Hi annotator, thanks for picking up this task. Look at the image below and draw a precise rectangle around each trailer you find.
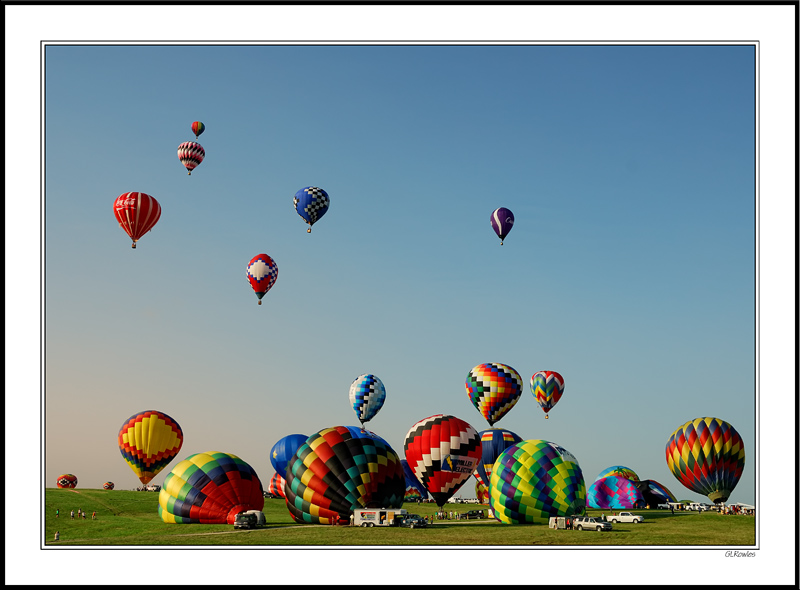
[353,508,407,527]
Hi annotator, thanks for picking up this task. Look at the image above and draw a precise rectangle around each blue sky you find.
[43,42,757,505]
[6,4,796,587]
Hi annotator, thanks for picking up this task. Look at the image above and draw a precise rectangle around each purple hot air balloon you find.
[490,207,515,245]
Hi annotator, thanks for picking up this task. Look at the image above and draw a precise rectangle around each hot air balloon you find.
[349,374,386,426]
[158,452,264,524]
[268,472,286,498]
[401,459,428,502]
[595,465,639,483]
[269,433,307,478]
[284,426,405,525]
[489,440,585,524]
[118,410,183,485]
[587,476,646,509]
[103,482,115,490]
[113,192,161,249]
[530,371,565,419]
[475,478,489,504]
[490,207,515,245]
[465,363,524,427]
[635,479,677,508]
[666,417,745,504]
[293,186,329,233]
[475,428,523,490]
[177,141,205,175]
[56,474,77,489]
[191,121,205,139]
[246,253,279,305]
[403,414,482,507]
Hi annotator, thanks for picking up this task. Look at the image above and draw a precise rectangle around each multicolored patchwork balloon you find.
[269,433,307,478]
[595,465,640,483]
[158,452,264,524]
[489,440,586,524]
[635,479,677,507]
[476,428,523,489]
[404,414,482,507]
[490,207,515,245]
[284,426,405,525]
[475,478,489,504]
[587,475,646,509]
[401,459,428,502]
[349,374,386,425]
[666,417,745,504]
[113,192,161,249]
[56,474,77,489]
[118,410,183,485]
[466,363,524,427]
[268,472,286,498]
[246,253,278,305]
[293,186,330,233]
[177,141,205,175]
[191,121,205,139]
[530,371,565,419]
[103,482,115,490]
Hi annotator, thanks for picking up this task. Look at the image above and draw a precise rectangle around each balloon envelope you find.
[177,141,205,174]
[113,192,161,248]
[475,478,489,504]
[56,474,77,489]
[636,479,677,507]
[191,121,205,138]
[269,433,307,478]
[465,363,524,426]
[587,476,646,509]
[247,253,279,304]
[404,414,482,507]
[268,472,286,498]
[595,465,640,483]
[476,428,523,489]
[284,426,405,524]
[401,459,428,501]
[666,417,745,503]
[490,207,515,244]
[118,410,184,485]
[530,371,565,418]
[158,452,264,524]
[293,186,330,231]
[489,440,586,524]
[349,374,386,424]
[103,482,115,490]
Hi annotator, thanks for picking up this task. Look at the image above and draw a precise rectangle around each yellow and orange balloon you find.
[118,410,184,485]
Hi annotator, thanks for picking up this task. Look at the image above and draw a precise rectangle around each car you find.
[462,510,484,520]
[233,512,257,529]
[573,516,612,531]
[399,514,428,529]
[609,512,644,524]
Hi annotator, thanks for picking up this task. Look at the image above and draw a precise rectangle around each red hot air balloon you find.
[246,254,279,305]
[403,414,482,507]
[113,192,161,249]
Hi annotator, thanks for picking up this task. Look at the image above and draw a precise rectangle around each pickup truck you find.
[573,516,612,531]
[608,512,643,524]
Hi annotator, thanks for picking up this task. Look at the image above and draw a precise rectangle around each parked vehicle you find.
[573,516,612,531]
[609,512,643,524]
[686,502,711,512]
[353,508,407,527]
[234,510,266,529]
[399,514,428,528]
[462,510,484,520]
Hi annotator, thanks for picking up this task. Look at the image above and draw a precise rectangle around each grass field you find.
[43,488,756,547]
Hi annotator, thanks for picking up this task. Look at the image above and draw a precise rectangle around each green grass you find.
[44,488,755,547]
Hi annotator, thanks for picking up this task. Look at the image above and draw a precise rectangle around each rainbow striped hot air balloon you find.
[191,121,205,139]
[530,371,565,419]
[666,417,745,504]
[465,363,524,427]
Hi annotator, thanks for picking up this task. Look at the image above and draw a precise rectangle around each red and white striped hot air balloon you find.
[113,192,162,249]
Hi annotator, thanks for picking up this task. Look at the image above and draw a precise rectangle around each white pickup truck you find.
[608,511,644,524]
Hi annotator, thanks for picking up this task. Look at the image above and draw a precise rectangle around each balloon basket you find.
[307,228,311,233]
[131,243,137,249]
[545,415,549,419]
[188,171,191,175]
[258,300,262,305]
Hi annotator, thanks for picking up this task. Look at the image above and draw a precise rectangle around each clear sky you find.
[44,42,758,503]
[6,4,797,587]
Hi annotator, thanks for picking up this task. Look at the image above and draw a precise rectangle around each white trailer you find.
[353,508,407,527]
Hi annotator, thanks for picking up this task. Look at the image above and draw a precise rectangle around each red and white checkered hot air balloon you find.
[247,254,278,305]
[113,192,161,249]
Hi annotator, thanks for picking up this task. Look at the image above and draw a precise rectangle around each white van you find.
[686,502,710,512]
[353,508,407,527]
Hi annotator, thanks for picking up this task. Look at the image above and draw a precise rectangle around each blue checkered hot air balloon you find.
[293,186,330,233]
[349,374,386,425]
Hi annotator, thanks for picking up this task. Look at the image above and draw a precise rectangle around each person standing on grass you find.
[92,511,96,520]
[56,509,59,518]
[54,531,60,542]
[70,510,74,520]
